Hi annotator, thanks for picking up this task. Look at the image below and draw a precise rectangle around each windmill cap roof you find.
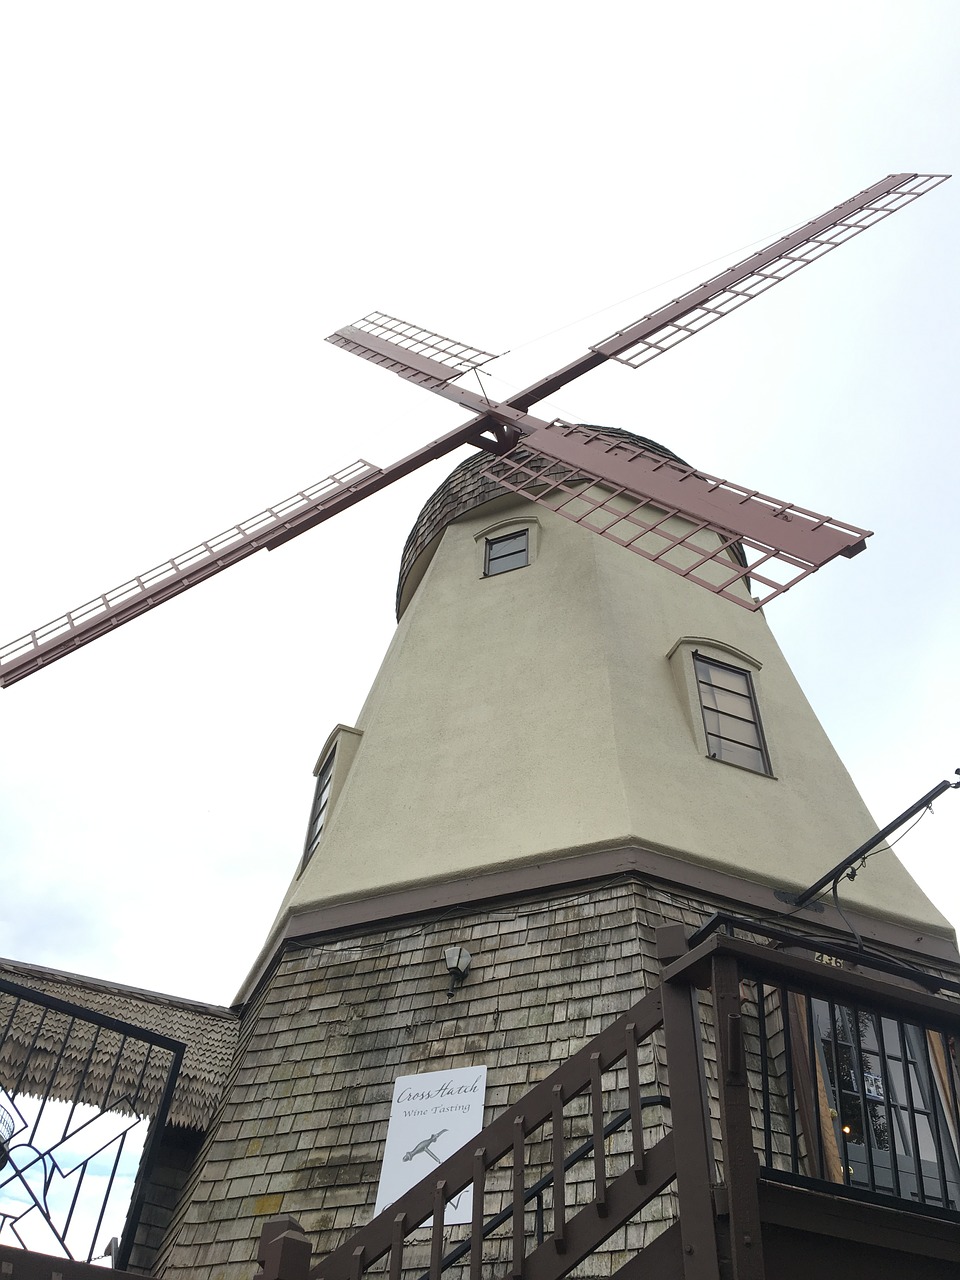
[396,427,688,619]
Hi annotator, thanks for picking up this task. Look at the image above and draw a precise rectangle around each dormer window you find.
[484,529,529,576]
[296,725,363,876]
[302,748,336,867]
[694,653,771,775]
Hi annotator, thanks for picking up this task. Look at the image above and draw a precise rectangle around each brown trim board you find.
[237,844,960,1006]
[757,1179,960,1261]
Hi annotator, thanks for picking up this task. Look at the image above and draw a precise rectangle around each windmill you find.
[1,174,959,1280]
[0,172,948,690]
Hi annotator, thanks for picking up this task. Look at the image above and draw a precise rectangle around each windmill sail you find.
[327,313,499,391]
[2,174,947,686]
[477,423,871,610]
[589,173,949,369]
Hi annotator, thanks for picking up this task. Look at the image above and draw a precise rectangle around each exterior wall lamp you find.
[443,946,472,998]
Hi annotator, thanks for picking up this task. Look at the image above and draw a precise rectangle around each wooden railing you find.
[317,980,682,1280]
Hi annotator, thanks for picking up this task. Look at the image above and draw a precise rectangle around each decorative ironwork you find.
[0,1105,13,1170]
[0,977,183,1265]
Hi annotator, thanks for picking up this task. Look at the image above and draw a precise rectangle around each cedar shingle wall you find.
[152,880,713,1280]
[127,1127,205,1272]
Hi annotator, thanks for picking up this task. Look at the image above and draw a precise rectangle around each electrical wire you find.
[808,803,936,916]
[500,219,808,358]
[768,802,953,985]
[783,804,934,918]
[831,875,864,955]
[821,805,936,966]
[449,216,813,435]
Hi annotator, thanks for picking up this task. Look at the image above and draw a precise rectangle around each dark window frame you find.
[301,747,337,870]
[693,651,771,776]
[775,987,960,1209]
[484,529,529,577]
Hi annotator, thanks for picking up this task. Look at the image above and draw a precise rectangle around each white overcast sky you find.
[1,3,958,1006]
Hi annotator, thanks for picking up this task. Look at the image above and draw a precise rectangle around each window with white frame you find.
[693,653,771,775]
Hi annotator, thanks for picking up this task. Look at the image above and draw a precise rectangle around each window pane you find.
[698,682,753,718]
[489,532,527,557]
[488,550,528,575]
[486,530,529,576]
[304,749,336,859]
[694,658,751,696]
[860,1014,881,1053]
[695,654,769,775]
[915,1113,938,1163]
[707,734,766,772]
[703,707,762,749]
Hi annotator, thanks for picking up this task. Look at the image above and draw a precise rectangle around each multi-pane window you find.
[302,748,336,866]
[484,529,529,576]
[810,998,960,1207]
[754,975,960,1209]
[693,653,771,775]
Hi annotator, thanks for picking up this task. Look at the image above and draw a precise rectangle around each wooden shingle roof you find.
[395,427,687,619]
[0,957,238,1129]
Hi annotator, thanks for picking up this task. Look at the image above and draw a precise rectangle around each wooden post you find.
[257,1216,312,1280]
[712,953,766,1280]
[657,927,721,1280]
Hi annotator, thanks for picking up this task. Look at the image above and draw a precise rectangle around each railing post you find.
[257,1216,312,1280]
[657,926,721,1280]
[512,1115,525,1279]
[712,953,766,1280]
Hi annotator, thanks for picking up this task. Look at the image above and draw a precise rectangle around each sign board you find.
[373,1065,487,1225]
[863,1071,885,1103]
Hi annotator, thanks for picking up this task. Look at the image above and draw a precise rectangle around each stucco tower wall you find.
[260,490,947,957]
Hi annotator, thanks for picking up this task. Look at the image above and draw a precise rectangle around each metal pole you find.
[794,771,960,908]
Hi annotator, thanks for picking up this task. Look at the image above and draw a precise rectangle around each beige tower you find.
[118,432,957,1279]
[243,430,949,993]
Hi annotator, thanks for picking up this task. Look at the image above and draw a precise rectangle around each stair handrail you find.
[412,1094,672,1280]
[312,986,667,1280]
